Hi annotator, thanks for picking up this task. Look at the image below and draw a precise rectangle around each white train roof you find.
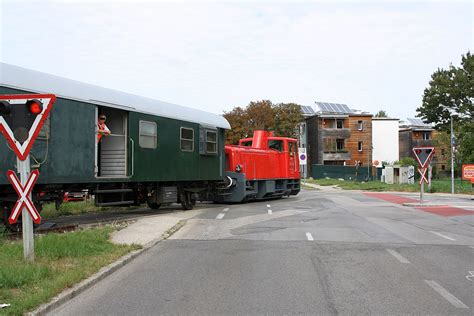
[0,63,230,129]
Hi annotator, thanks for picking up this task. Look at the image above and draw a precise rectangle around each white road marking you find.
[222,208,230,212]
[268,209,273,214]
[469,246,474,249]
[466,271,474,281]
[306,232,314,241]
[429,231,456,241]
[267,204,271,208]
[424,280,469,309]
[216,213,225,220]
[386,249,410,264]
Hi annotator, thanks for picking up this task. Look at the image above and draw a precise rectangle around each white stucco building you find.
[372,118,399,166]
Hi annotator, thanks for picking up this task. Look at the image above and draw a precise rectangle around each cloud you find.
[1,1,472,119]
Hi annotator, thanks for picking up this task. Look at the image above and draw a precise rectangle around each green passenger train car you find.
[0,63,230,225]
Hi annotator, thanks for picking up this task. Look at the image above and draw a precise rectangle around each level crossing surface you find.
[52,189,474,315]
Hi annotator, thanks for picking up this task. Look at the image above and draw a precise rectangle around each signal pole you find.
[18,156,35,262]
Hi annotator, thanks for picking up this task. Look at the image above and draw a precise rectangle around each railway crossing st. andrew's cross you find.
[412,146,435,204]
[0,94,56,261]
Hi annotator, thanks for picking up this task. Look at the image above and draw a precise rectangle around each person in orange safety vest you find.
[97,114,111,142]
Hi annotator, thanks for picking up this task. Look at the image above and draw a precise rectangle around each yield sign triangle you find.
[412,146,435,169]
[0,94,56,160]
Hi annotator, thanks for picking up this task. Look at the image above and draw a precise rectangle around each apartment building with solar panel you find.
[303,102,373,172]
[399,119,448,175]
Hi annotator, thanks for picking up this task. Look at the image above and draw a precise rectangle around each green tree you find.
[416,51,473,163]
[274,103,304,138]
[374,110,388,117]
[223,100,303,144]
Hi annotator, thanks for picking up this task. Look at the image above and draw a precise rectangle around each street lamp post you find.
[450,113,455,194]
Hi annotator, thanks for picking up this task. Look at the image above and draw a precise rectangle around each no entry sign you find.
[6,169,41,224]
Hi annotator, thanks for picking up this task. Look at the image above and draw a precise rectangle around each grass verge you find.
[41,200,143,220]
[306,178,472,194]
[0,226,140,315]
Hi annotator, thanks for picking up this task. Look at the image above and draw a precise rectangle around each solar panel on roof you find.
[407,118,430,126]
[315,102,353,114]
[300,105,316,115]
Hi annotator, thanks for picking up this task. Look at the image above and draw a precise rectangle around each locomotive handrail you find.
[129,138,134,178]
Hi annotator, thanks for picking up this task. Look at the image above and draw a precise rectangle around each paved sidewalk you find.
[111,209,202,245]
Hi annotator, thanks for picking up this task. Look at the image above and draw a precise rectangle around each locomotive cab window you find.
[269,140,283,152]
[139,121,157,149]
[180,127,194,152]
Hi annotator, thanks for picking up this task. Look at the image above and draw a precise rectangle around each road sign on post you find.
[412,147,435,169]
[412,147,435,204]
[0,94,56,160]
[0,94,56,262]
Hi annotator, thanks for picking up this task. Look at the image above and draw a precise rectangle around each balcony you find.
[413,139,434,147]
[321,128,351,138]
[323,151,351,161]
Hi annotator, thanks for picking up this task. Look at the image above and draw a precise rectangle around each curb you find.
[28,220,187,316]
[402,203,445,207]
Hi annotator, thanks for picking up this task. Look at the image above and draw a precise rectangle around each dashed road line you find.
[268,209,273,215]
[222,208,230,212]
[306,232,314,241]
[429,231,456,241]
[386,249,410,264]
[469,246,474,249]
[267,204,271,208]
[216,213,226,220]
[424,280,469,309]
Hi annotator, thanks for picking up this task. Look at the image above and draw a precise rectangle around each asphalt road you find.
[52,188,474,315]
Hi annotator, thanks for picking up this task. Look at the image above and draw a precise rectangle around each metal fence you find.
[310,165,381,181]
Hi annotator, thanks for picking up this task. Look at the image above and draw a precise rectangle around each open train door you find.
[95,106,129,178]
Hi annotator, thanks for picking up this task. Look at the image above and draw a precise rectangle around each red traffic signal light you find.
[26,99,43,115]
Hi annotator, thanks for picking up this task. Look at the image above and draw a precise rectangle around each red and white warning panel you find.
[0,94,56,160]
[412,147,435,169]
[418,168,429,185]
[6,169,41,224]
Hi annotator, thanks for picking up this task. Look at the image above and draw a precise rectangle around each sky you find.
[0,0,472,120]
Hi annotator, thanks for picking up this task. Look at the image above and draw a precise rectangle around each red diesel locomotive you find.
[216,130,301,202]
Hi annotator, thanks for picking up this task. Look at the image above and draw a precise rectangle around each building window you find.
[206,130,217,154]
[358,141,363,151]
[357,120,363,131]
[139,121,157,149]
[180,127,194,152]
[336,139,344,150]
[441,165,445,170]
[336,119,343,129]
[423,132,431,140]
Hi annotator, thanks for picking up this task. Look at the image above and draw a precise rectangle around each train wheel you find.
[181,192,194,210]
[147,202,161,210]
[2,202,21,232]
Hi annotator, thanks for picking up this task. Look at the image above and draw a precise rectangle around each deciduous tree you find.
[416,51,473,163]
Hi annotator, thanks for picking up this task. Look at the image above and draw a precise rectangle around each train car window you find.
[269,140,283,152]
[139,120,157,149]
[241,141,252,147]
[206,131,217,154]
[37,116,51,140]
[180,127,194,152]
